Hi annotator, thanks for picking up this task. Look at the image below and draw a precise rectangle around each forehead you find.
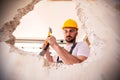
[63,27,77,30]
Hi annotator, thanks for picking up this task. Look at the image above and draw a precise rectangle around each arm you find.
[47,36,87,65]
[52,43,87,64]
[45,49,54,63]
[41,41,54,63]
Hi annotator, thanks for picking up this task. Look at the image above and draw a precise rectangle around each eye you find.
[63,29,77,33]
[70,29,76,33]
[69,30,73,32]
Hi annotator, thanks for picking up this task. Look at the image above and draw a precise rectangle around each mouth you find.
[66,36,72,39]
[66,36,72,38]
[66,36,72,41]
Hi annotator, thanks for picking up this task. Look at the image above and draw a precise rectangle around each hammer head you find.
[39,50,46,56]
[48,27,52,37]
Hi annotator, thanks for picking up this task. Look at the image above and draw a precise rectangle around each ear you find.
[76,31,78,36]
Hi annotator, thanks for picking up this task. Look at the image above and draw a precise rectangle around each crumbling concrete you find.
[0,0,120,80]
[0,0,40,45]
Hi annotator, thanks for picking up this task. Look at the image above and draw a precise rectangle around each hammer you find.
[39,27,52,56]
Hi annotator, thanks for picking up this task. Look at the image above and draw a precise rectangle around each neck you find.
[65,39,76,45]
[66,41,75,46]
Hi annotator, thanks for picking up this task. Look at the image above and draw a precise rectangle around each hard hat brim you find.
[62,26,78,30]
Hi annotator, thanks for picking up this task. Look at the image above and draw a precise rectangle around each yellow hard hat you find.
[62,19,78,30]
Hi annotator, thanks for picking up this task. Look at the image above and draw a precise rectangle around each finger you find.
[41,40,48,49]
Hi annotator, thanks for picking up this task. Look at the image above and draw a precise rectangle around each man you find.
[43,19,89,65]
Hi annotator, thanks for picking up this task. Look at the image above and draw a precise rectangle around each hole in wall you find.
[1,0,120,79]
[12,1,84,55]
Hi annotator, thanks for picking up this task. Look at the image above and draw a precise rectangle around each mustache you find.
[66,36,72,38]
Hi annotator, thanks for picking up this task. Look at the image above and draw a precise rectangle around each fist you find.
[47,36,57,47]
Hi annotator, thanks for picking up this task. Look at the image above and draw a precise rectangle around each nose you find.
[65,31,71,36]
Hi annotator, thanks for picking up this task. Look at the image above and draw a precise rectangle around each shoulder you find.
[76,41,89,47]
[75,41,90,57]
[75,41,90,51]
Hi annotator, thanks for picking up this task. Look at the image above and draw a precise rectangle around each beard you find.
[65,36,76,43]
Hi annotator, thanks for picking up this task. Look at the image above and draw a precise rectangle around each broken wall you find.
[0,0,120,80]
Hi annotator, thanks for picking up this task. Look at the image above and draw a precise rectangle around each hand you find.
[46,35,57,47]
[41,40,49,49]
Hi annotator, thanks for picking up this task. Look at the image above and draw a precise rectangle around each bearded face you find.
[65,35,76,43]
[63,28,78,43]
